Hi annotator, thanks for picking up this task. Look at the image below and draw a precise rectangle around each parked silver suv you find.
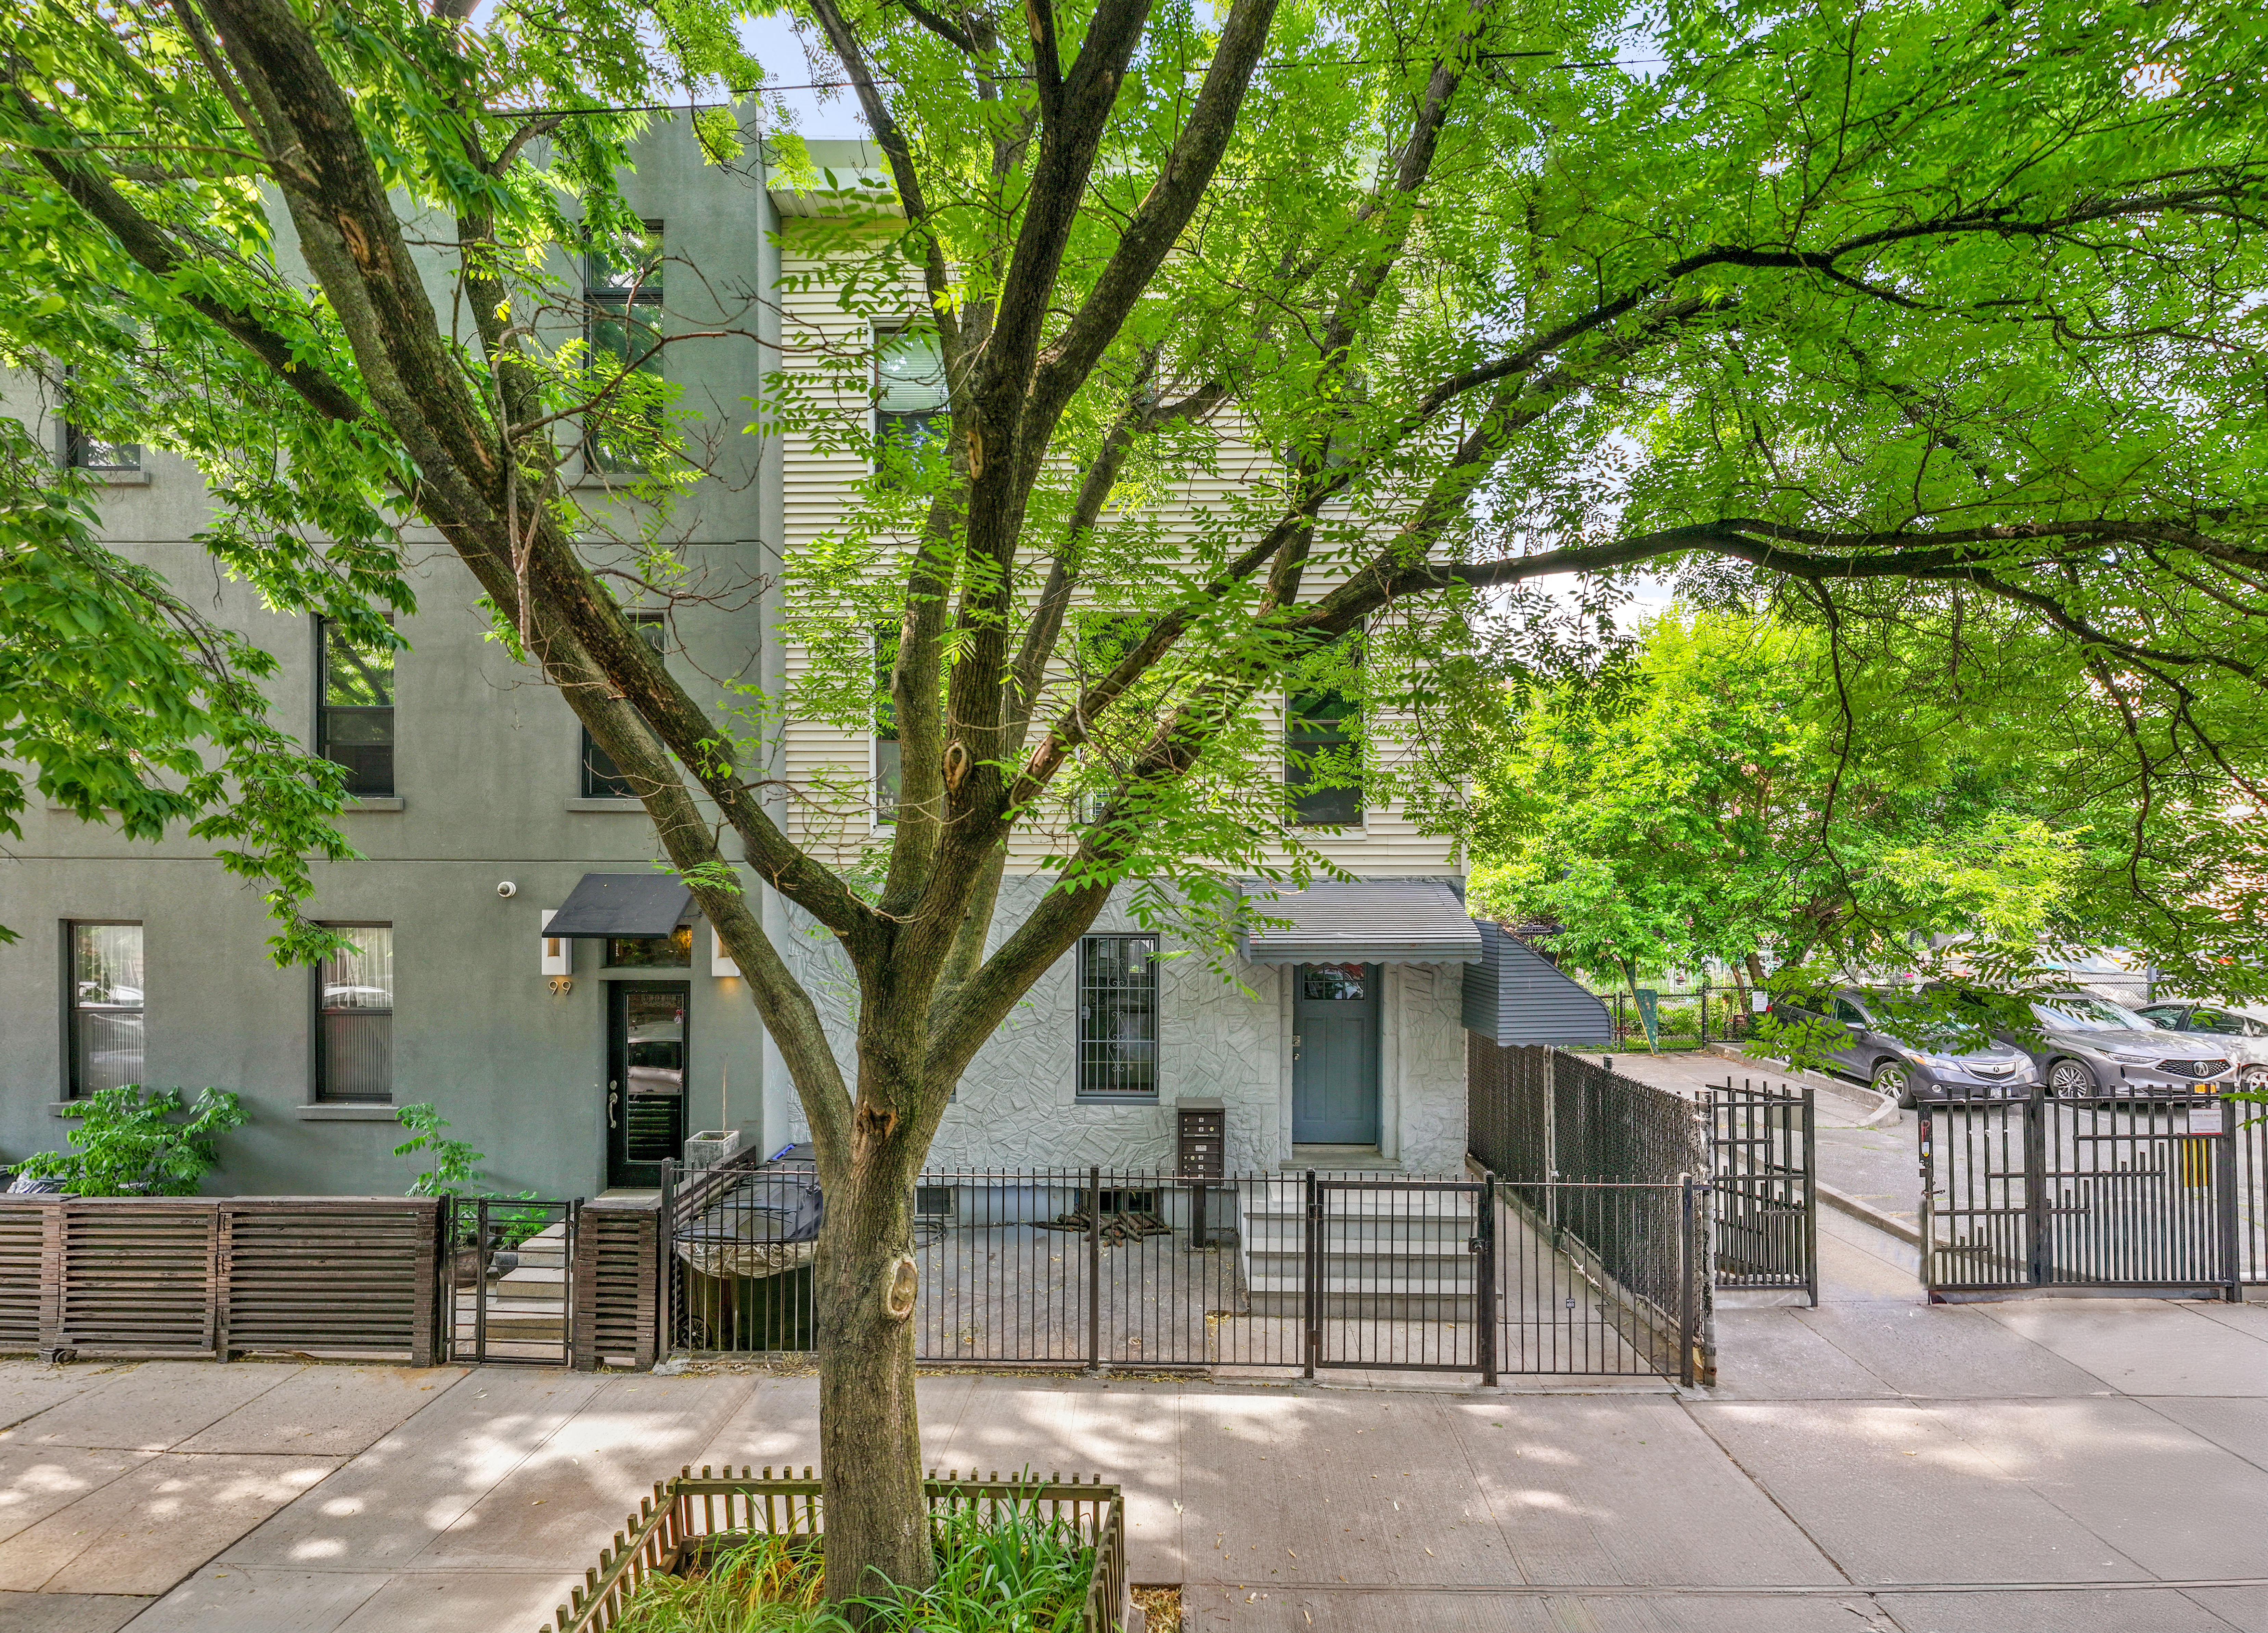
[2010,993,2234,1096]
[1771,988,2037,1107]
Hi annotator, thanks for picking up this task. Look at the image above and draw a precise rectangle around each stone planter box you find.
[543,1465,1129,1632]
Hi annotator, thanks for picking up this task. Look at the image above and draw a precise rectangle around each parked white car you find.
[2133,1001,2268,1094]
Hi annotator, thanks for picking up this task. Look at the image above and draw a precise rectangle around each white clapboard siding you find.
[773,230,1459,878]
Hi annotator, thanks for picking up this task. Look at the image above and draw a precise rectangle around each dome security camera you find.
[496,880,518,899]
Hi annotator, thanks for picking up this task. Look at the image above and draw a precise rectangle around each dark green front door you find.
[1293,963,1381,1145]
[608,981,688,1187]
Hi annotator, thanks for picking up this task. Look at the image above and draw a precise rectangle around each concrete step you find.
[514,1224,569,1269]
[1243,1291,1481,1320]
[494,1264,567,1301]
[1243,1253,1480,1294]
[1237,1186,1477,1221]
[1240,1218,1476,1252]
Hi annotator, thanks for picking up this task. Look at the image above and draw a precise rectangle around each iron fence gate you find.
[1710,1080,1818,1304]
[662,1161,1703,1382]
[1922,1090,2246,1300]
[446,1197,578,1363]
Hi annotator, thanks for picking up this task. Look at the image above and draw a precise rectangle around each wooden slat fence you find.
[572,1196,659,1371]
[543,1467,1127,1633]
[0,1196,444,1365]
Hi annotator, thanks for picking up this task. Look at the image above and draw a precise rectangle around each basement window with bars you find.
[1077,935,1159,1101]
[315,925,393,1103]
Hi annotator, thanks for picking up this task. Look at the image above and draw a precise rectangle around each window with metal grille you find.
[315,925,392,1103]
[318,618,395,798]
[67,922,144,1098]
[581,612,666,797]
[1077,935,1159,1100]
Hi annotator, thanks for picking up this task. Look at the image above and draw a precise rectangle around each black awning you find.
[541,873,693,938]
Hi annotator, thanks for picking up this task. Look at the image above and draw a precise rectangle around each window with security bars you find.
[581,612,666,797]
[67,922,144,1098]
[1077,935,1159,1100]
[315,925,393,1102]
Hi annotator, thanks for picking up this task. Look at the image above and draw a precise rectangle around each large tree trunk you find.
[813,1110,933,1607]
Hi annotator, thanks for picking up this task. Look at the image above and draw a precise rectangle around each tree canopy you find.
[7,0,2268,1601]
[1469,606,2264,1004]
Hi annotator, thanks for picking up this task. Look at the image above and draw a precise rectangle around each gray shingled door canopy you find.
[1294,963,1381,1144]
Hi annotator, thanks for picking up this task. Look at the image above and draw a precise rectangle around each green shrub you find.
[12,1086,244,1196]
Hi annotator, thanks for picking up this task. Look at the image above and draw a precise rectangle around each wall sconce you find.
[711,925,740,978]
[542,909,574,977]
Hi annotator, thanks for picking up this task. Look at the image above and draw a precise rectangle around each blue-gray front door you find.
[1293,963,1381,1145]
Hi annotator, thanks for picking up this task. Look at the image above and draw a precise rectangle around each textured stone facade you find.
[779,877,1469,1176]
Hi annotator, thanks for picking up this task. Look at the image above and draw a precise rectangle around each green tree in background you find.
[1470,606,2250,1013]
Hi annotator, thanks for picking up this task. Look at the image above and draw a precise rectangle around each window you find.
[66,923,144,1097]
[585,223,665,473]
[582,612,667,798]
[874,326,947,488]
[318,619,396,798]
[1078,935,1159,1100]
[2193,1008,2268,1038]
[65,424,141,474]
[1286,678,1362,828]
[607,927,692,968]
[1832,998,1868,1026]
[316,926,393,1102]
[874,624,901,822]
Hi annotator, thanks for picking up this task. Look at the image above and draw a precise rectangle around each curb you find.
[1702,1043,1902,1128]
[1816,1180,1922,1248]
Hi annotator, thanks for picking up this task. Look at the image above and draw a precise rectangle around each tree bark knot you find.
[885,1255,918,1321]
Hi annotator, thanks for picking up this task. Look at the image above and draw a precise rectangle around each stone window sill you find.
[89,469,152,486]
[343,797,405,812]
[566,797,644,812]
[295,1105,401,1121]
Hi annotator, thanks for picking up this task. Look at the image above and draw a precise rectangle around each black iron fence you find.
[445,1197,579,1365]
[1923,1088,2260,1298]
[660,1159,1705,1383]
[1602,987,1762,1050]
[1710,1080,1819,1304]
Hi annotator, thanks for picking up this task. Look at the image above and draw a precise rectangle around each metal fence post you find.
[1477,1174,1499,1386]
[657,1159,676,1360]
[1678,1174,1696,1387]
[2218,1095,2243,1303]
[473,1196,490,1364]
[1087,1165,1103,1374]
[1801,1087,1820,1308]
[2024,1084,2050,1287]
[1302,1170,1320,1380]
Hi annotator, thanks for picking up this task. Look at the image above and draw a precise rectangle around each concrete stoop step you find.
[466,1223,572,1344]
[1235,1178,1480,1320]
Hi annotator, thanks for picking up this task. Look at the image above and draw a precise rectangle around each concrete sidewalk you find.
[3,1213,2266,1631]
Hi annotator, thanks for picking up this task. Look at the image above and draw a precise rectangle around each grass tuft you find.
[609,1496,1099,1632]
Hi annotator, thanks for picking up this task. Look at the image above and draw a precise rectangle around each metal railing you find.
[1710,1080,1819,1304]
[662,1160,1701,1382]
[1923,1088,2255,1298]
[446,1197,579,1365]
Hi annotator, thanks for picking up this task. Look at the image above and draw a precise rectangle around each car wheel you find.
[1871,1059,1916,1109]
[2047,1058,2100,1098]
[2240,1064,2268,1095]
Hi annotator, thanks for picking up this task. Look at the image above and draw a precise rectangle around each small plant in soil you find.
[612,1498,1099,1632]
